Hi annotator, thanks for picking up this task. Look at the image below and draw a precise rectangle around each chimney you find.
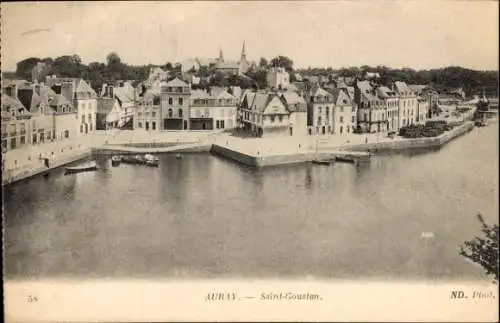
[61,82,74,104]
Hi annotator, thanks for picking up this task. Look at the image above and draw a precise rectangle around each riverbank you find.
[1,121,477,184]
[2,147,91,186]
[211,121,475,167]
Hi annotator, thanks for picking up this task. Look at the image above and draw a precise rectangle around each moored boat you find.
[312,159,334,165]
[335,154,356,164]
[121,155,137,164]
[64,161,98,175]
[135,155,146,164]
[144,154,159,167]
[111,155,121,166]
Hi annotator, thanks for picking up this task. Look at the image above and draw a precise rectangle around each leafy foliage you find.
[460,214,499,283]
[270,55,294,72]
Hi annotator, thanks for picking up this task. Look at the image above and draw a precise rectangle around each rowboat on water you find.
[135,155,146,164]
[121,155,137,164]
[111,155,121,167]
[144,154,159,167]
[312,159,334,165]
[64,161,98,175]
[335,154,356,164]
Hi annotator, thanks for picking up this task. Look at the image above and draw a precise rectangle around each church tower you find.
[240,41,247,62]
[219,48,224,62]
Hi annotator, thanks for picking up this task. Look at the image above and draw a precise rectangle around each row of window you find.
[316,116,356,125]
[80,124,93,133]
[317,106,352,114]
[167,97,184,106]
[80,114,93,124]
[137,121,157,130]
[311,125,351,135]
[79,102,95,110]
[2,129,71,151]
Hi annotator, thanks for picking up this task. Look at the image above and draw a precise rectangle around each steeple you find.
[219,48,224,62]
[240,41,246,61]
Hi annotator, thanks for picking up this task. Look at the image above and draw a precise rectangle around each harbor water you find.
[3,123,498,281]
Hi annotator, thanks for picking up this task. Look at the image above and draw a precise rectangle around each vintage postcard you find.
[2,1,499,322]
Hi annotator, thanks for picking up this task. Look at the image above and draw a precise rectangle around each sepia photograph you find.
[2,1,499,322]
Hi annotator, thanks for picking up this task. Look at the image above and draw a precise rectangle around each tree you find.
[106,52,122,66]
[16,57,41,80]
[51,55,82,78]
[270,55,294,72]
[259,57,268,69]
[460,214,499,283]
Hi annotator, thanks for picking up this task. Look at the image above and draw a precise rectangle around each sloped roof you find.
[281,91,306,105]
[280,91,307,112]
[356,80,378,101]
[191,89,211,100]
[394,81,411,94]
[216,91,236,100]
[244,92,285,113]
[216,61,239,69]
[39,85,59,107]
[2,94,27,112]
[377,86,398,98]
[331,88,353,105]
[53,94,72,106]
[282,83,299,92]
[165,77,189,87]
[113,86,135,104]
[312,87,332,98]
[75,79,97,96]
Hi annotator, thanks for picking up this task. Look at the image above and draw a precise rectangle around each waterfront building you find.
[394,81,418,128]
[100,82,136,129]
[417,96,429,124]
[45,77,98,135]
[331,88,357,136]
[279,91,308,137]
[354,80,388,133]
[1,93,32,152]
[306,86,336,135]
[240,91,291,137]
[44,85,78,140]
[96,97,115,130]
[189,89,238,130]
[377,86,400,132]
[135,87,161,131]
[160,77,191,130]
[10,81,53,145]
[267,67,290,90]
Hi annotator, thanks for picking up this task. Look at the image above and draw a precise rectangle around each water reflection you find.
[3,124,498,280]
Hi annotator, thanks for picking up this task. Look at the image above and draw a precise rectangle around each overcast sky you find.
[1,1,498,71]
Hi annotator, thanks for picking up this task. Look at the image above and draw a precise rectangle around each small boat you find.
[144,154,159,167]
[121,155,137,164]
[64,161,98,175]
[312,159,334,165]
[176,153,182,160]
[335,154,356,164]
[135,155,146,164]
[111,155,121,167]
